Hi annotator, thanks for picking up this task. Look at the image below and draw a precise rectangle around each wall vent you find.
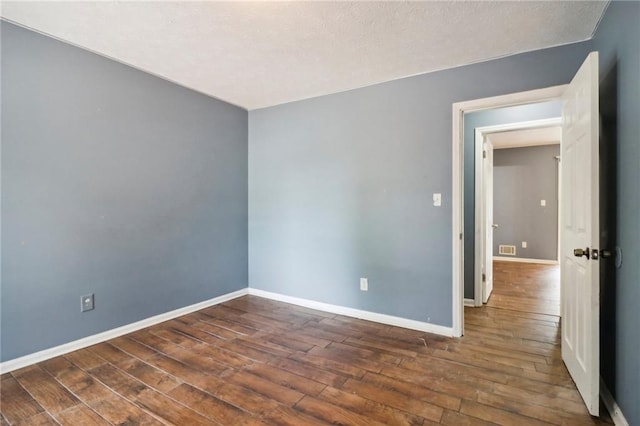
[499,245,517,256]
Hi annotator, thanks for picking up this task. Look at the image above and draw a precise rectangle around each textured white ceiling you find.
[489,126,562,150]
[1,1,608,110]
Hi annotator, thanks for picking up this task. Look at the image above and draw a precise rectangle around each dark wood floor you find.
[1,262,611,425]
[487,261,561,317]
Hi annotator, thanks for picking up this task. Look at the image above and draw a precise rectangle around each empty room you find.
[1,1,638,425]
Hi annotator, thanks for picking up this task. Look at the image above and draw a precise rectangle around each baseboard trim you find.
[464,298,476,307]
[248,288,453,337]
[493,256,559,265]
[0,288,249,374]
[601,377,629,426]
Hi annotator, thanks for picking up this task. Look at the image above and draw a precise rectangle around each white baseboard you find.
[0,288,249,374]
[464,298,476,307]
[601,377,629,426]
[247,288,453,337]
[493,256,559,265]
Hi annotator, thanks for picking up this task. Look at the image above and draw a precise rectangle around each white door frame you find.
[451,85,566,337]
[473,118,562,307]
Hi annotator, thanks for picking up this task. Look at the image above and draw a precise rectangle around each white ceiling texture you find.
[1,1,608,110]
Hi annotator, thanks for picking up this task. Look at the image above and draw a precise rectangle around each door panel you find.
[561,51,599,416]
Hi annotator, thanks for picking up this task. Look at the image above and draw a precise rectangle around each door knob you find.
[491,224,499,229]
[591,249,613,260]
[573,247,590,258]
[574,248,611,260]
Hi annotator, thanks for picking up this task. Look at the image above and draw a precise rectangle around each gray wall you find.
[1,22,248,361]
[2,9,637,422]
[592,2,640,424]
[493,144,560,261]
[463,102,562,298]
[249,41,592,327]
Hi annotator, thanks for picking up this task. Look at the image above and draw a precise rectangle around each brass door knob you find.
[574,247,590,258]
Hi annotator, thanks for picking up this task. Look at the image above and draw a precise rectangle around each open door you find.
[474,130,496,306]
[560,51,600,416]
[482,138,494,303]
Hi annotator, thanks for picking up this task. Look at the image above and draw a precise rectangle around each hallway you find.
[486,261,560,316]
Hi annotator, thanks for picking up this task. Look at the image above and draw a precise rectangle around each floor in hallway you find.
[486,261,561,316]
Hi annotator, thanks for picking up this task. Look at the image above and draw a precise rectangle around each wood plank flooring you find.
[487,261,561,317]
[1,262,611,425]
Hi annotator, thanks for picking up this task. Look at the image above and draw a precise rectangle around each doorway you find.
[473,119,562,308]
[452,52,601,417]
[451,87,566,328]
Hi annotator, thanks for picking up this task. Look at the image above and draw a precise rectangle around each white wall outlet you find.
[81,294,94,312]
[522,241,527,248]
[540,199,546,206]
[360,278,368,291]
[433,193,441,207]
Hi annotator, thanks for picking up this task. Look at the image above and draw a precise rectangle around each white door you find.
[561,51,600,416]
[482,139,494,303]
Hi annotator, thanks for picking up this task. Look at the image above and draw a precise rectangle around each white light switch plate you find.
[360,278,368,291]
[433,193,441,207]
[540,199,546,206]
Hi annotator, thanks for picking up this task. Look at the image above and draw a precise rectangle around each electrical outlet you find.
[522,241,527,248]
[81,294,94,312]
[360,278,368,291]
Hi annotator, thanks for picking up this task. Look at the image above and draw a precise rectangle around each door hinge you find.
[482,273,486,282]
[483,150,486,159]
[459,233,463,240]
